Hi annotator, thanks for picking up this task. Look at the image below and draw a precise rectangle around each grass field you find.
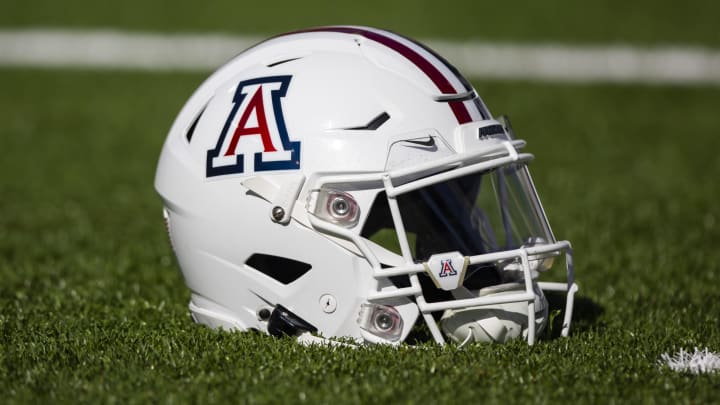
[3,0,720,46]
[2,1,720,403]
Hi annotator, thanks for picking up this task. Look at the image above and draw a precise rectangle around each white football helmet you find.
[155,26,578,346]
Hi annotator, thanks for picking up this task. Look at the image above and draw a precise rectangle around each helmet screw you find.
[271,206,285,222]
[257,308,272,321]
[319,294,337,313]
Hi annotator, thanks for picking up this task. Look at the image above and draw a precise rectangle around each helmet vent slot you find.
[433,90,476,102]
[185,106,206,143]
[341,112,390,131]
[245,254,312,284]
[267,57,302,67]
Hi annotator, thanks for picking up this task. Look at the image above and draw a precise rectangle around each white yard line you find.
[1,29,719,85]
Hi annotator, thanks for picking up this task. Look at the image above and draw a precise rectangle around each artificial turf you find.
[1,68,718,403]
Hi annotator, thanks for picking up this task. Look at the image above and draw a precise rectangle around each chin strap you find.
[458,327,475,348]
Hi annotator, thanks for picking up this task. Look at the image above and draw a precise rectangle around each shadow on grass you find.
[546,292,604,339]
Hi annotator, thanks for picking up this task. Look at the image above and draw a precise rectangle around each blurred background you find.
[3,0,719,44]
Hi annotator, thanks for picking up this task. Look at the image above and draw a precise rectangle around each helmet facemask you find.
[308,129,577,345]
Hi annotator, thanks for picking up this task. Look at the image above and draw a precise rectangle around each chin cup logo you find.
[438,259,458,277]
[206,75,301,177]
[424,252,469,291]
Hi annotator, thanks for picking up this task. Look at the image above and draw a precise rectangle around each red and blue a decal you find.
[438,259,458,278]
[206,75,300,177]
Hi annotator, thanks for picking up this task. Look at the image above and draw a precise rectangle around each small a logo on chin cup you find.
[424,252,469,291]
[438,259,458,277]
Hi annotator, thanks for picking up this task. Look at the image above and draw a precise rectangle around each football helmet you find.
[155,26,578,346]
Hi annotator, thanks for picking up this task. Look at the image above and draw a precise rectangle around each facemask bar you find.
[306,140,578,345]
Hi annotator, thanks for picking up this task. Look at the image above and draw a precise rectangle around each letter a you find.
[224,85,277,156]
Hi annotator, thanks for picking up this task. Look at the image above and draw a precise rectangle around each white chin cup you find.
[440,283,548,344]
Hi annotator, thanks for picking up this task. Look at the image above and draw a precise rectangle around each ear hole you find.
[245,254,312,284]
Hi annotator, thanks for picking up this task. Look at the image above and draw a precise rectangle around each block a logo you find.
[425,252,468,291]
[206,76,300,177]
[438,259,458,278]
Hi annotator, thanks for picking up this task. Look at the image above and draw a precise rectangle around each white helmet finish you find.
[155,26,578,345]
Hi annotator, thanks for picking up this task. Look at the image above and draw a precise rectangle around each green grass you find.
[1,68,719,403]
[3,0,720,47]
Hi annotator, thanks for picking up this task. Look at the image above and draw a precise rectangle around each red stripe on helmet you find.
[289,26,473,124]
